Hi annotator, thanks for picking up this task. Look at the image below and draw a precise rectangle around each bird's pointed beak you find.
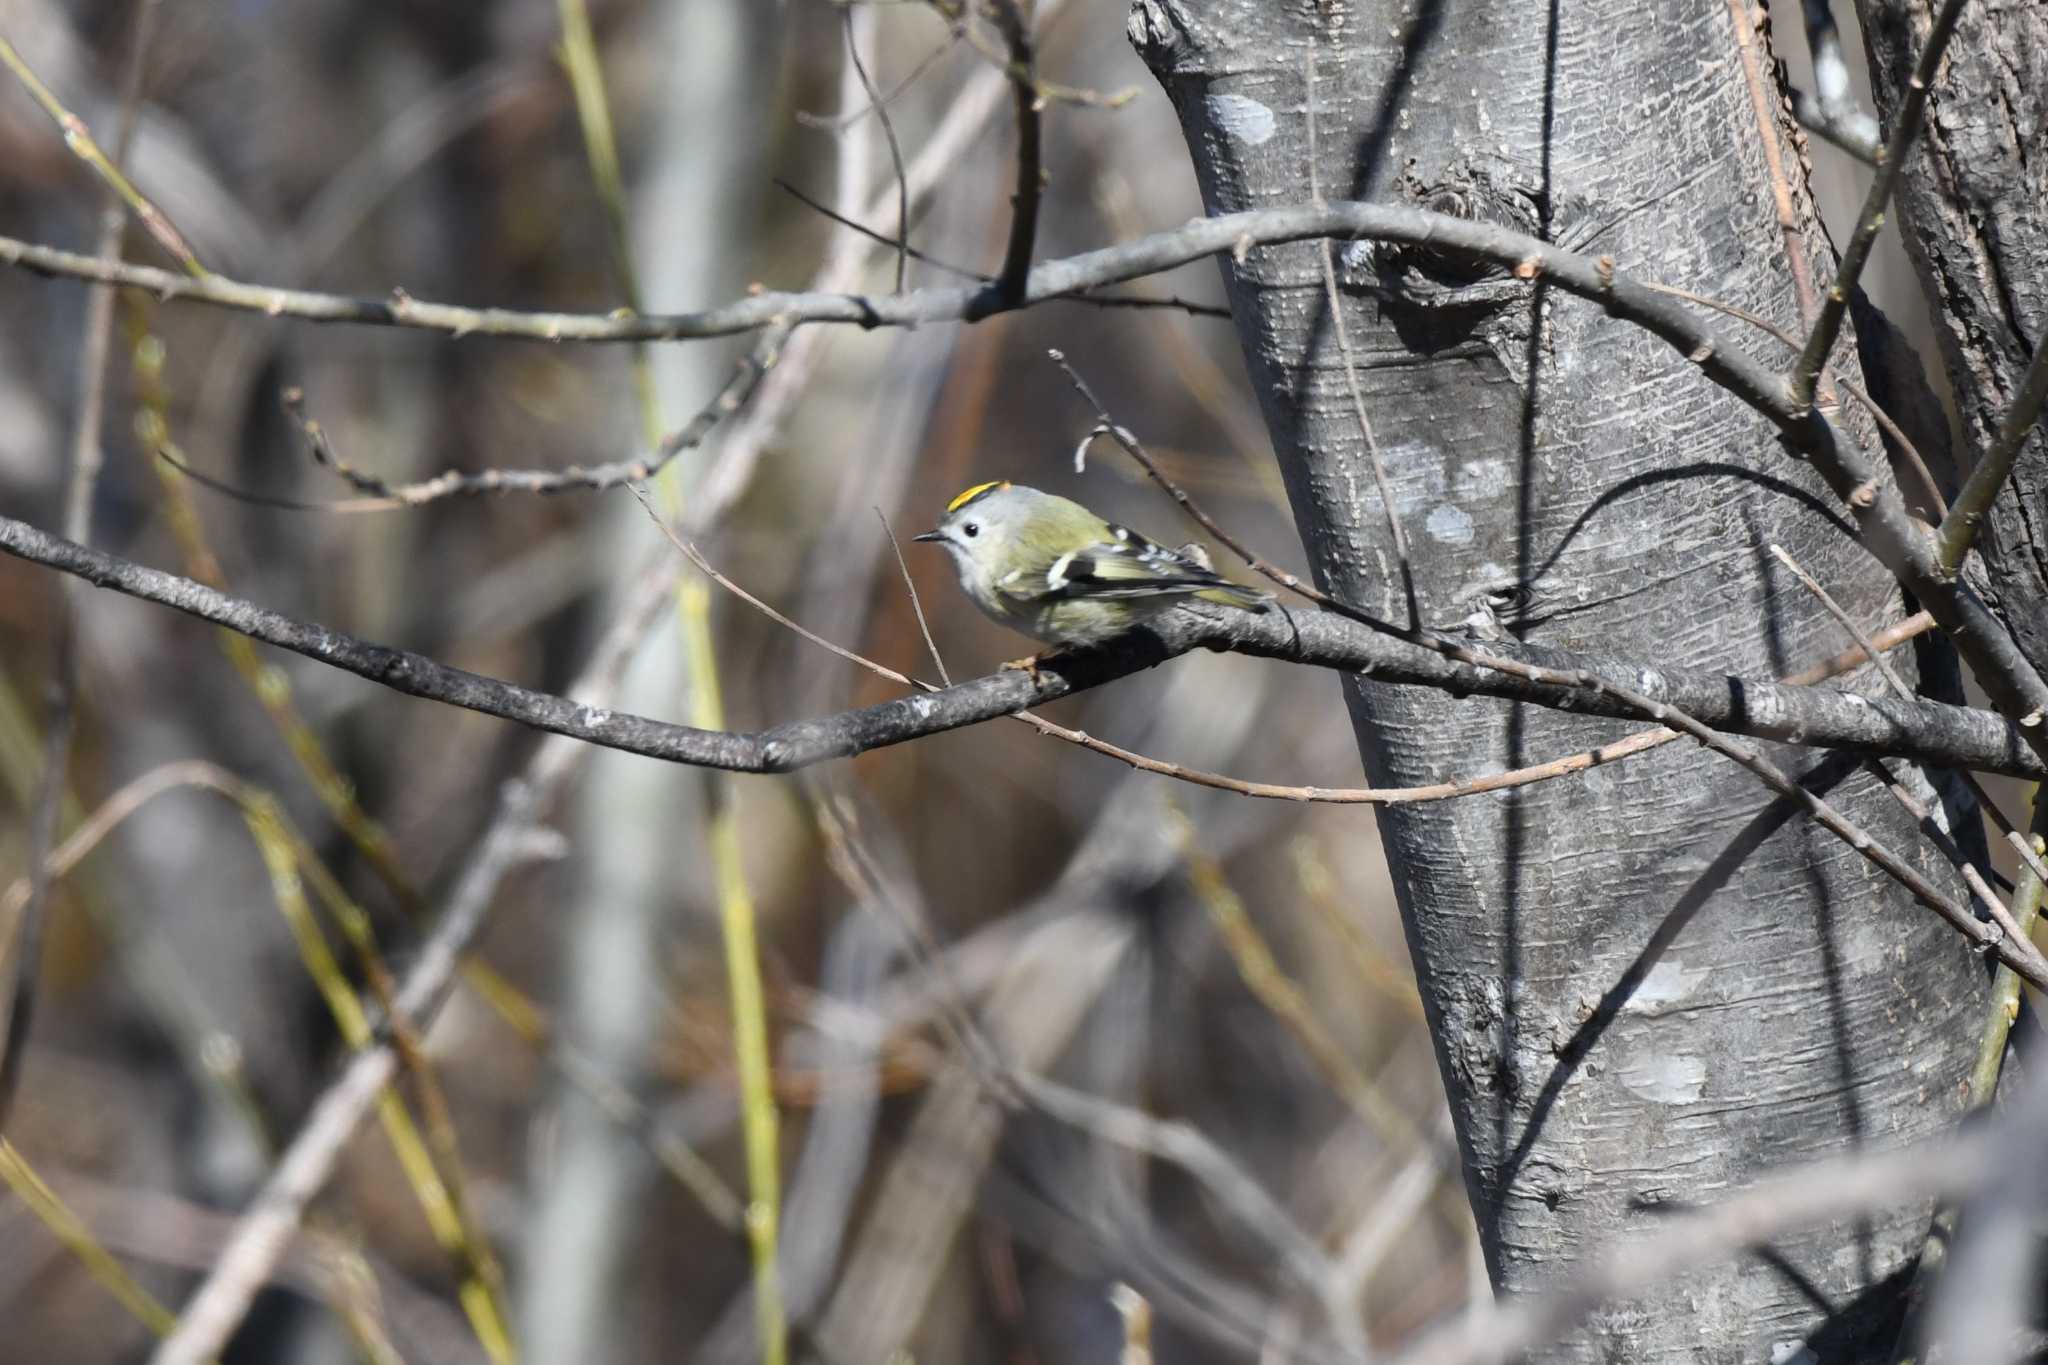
[912,530,944,543]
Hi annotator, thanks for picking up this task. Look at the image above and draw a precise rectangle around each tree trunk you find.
[1129,1,1983,1357]
[1856,0,2048,672]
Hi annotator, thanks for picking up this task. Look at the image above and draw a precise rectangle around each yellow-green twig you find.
[0,36,204,276]
[125,310,514,1361]
[241,795,516,1364]
[0,1138,181,1338]
[555,5,784,1359]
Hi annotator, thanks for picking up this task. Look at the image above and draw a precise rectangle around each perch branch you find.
[3,512,2040,784]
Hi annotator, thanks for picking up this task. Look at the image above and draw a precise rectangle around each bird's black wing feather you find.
[1028,524,1235,602]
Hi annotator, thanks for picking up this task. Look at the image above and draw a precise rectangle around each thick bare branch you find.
[985,0,1042,304]
[4,512,2042,783]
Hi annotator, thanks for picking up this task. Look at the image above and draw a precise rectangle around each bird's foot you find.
[1001,649,1067,682]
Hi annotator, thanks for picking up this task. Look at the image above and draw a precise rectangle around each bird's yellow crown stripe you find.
[947,480,1010,513]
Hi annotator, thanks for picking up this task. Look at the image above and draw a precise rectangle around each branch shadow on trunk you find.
[1490,751,1868,1231]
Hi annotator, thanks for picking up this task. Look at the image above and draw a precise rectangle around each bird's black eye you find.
[963,522,979,538]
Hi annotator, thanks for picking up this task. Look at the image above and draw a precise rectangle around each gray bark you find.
[1129,1,1982,1358]
[1855,1,2048,669]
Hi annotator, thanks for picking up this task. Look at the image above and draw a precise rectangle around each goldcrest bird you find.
[913,480,1272,650]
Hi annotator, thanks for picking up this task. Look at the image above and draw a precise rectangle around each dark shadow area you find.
[1282,0,1449,466]
[1341,0,1447,201]
[1748,506,1795,679]
[1803,828,1873,1286]
[1619,1205,1915,1359]
[1795,1257,1917,1361]
[1486,0,1560,1253]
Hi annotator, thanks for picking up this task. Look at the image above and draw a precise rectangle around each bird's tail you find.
[1194,582,1274,612]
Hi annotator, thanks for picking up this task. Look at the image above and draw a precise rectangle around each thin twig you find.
[842,6,909,292]
[0,33,202,276]
[281,386,399,498]
[1865,759,2023,936]
[549,1046,745,1230]
[151,443,391,511]
[775,175,972,279]
[0,1140,180,1336]
[1791,0,1969,407]
[2009,827,2048,887]
[1936,337,2048,576]
[770,176,1230,316]
[0,762,241,923]
[876,508,951,685]
[1770,541,2033,895]
[280,337,782,505]
[1726,0,1823,331]
[796,30,954,134]
[1765,544,2008,913]
[1767,543,1912,698]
